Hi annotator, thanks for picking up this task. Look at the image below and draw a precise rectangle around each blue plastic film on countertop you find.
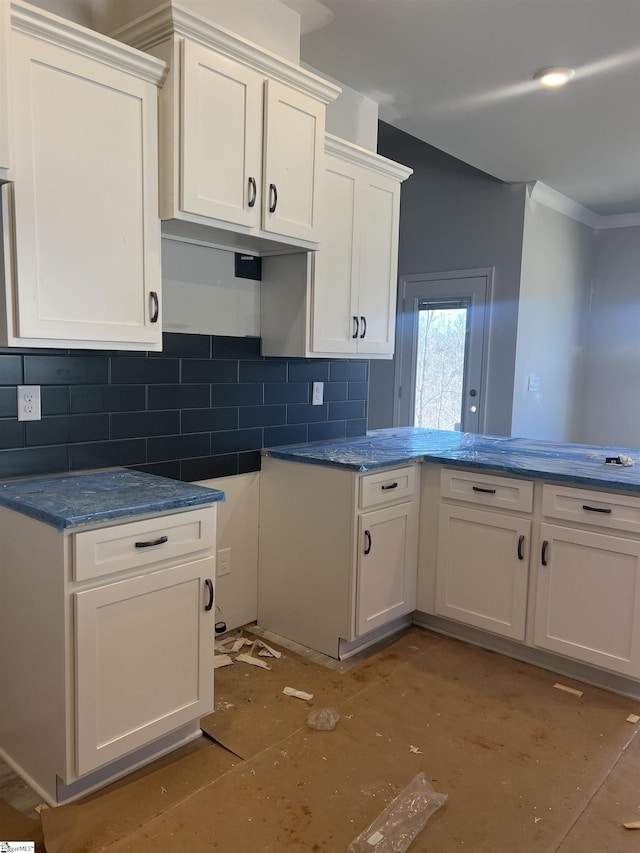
[263,428,640,492]
[0,468,225,531]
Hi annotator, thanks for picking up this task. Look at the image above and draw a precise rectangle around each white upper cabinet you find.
[0,0,10,177]
[312,138,411,356]
[1,2,165,350]
[261,135,412,358]
[113,6,338,255]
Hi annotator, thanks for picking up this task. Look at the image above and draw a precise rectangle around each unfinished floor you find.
[3,626,640,851]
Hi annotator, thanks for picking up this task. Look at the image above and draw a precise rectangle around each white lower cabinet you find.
[434,469,533,641]
[0,505,216,804]
[534,515,640,678]
[436,505,530,640]
[75,556,215,776]
[426,469,640,685]
[258,458,419,658]
[357,502,418,636]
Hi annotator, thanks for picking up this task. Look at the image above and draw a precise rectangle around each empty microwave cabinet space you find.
[0,469,224,805]
[258,456,420,659]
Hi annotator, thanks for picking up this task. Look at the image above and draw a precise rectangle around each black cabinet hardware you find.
[247,176,257,208]
[381,482,398,491]
[360,316,367,338]
[150,291,159,323]
[517,534,525,561]
[582,504,612,514]
[364,530,372,555]
[135,535,168,548]
[541,540,549,566]
[269,183,278,213]
[473,486,496,494]
[352,316,359,339]
[205,578,214,611]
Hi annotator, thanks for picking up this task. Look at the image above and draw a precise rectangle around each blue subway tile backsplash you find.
[0,333,369,481]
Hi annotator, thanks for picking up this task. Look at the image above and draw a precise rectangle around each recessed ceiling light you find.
[533,67,576,87]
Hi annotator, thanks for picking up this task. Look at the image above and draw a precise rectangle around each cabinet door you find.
[311,159,359,354]
[262,79,324,243]
[74,558,214,776]
[534,523,640,677]
[0,0,9,175]
[436,506,530,640]
[9,33,161,348]
[355,171,400,355]
[356,502,418,636]
[180,40,262,228]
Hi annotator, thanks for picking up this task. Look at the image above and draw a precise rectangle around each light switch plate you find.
[312,382,324,405]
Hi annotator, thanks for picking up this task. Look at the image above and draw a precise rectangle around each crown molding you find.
[10,0,166,85]
[110,1,340,104]
[527,181,640,231]
[325,133,413,182]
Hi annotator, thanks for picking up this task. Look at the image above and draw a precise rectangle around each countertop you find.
[263,428,640,493]
[0,468,225,530]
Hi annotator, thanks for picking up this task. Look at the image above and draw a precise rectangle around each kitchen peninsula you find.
[259,428,640,698]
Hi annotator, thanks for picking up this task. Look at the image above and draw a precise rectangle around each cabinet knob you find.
[268,183,278,213]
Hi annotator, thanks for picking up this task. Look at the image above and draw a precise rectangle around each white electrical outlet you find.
[312,381,324,405]
[17,385,41,421]
[217,547,231,577]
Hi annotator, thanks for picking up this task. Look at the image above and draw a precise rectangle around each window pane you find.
[413,307,467,430]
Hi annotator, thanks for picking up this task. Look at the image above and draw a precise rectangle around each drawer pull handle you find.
[582,504,612,514]
[473,486,496,494]
[541,540,549,566]
[381,482,399,491]
[517,534,525,561]
[364,529,372,555]
[205,578,214,611]
[135,535,168,549]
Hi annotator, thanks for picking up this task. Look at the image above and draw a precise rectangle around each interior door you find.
[395,270,490,432]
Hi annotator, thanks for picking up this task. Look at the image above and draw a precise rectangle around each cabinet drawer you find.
[542,484,640,534]
[440,468,533,513]
[359,466,417,509]
[73,508,215,582]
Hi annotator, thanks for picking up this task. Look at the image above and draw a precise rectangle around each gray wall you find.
[370,122,526,436]
[582,225,640,448]
[511,196,593,442]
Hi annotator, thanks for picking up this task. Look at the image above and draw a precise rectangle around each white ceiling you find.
[295,0,640,217]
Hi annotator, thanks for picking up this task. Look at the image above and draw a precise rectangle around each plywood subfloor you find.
[3,627,640,852]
